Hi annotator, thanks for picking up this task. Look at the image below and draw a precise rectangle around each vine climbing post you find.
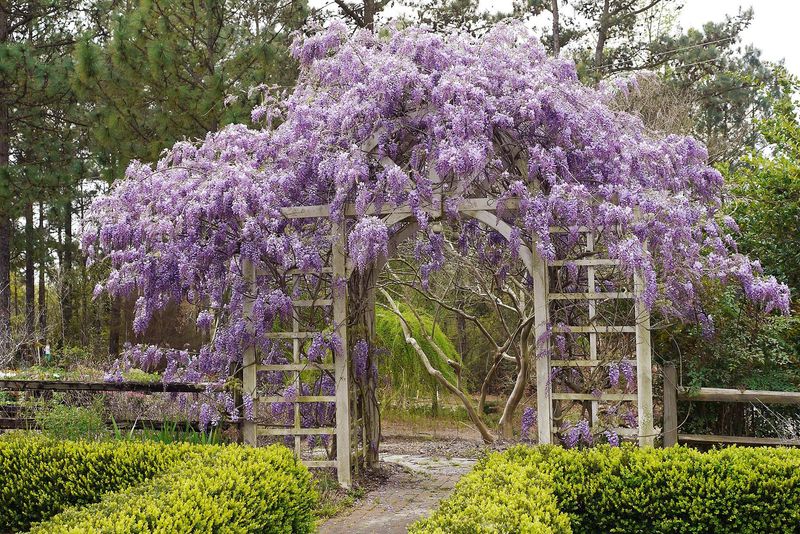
[532,245,552,445]
[242,259,258,446]
[634,270,655,446]
[332,221,352,488]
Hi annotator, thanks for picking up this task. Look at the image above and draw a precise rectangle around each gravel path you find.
[318,453,476,534]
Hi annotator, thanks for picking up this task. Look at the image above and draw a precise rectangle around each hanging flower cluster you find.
[84,22,789,421]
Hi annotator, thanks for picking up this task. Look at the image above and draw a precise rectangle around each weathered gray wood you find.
[257,395,336,403]
[678,434,800,447]
[678,387,800,405]
[332,220,352,488]
[258,426,336,436]
[241,259,258,445]
[634,270,655,447]
[663,363,679,447]
[0,379,206,393]
[532,246,552,445]
[552,325,636,333]
[304,460,337,468]
[258,363,335,372]
[552,392,638,401]
[548,292,634,300]
[550,359,636,367]
[549,258,620,266]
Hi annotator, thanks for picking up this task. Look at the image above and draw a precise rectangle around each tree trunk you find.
[551,0,560,57]
[62,200,73,345]
[349,268,381,468]
[109,297,121,357]
[498,325,532,439]
[364,0,376,30]
[0,5,10,359]
[594,0,611,76]
[25,203,35,353]
[38,202,47,343]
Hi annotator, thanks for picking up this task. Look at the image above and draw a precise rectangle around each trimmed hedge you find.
[1,435,318,533]
[0,435,198,531]
[412,445,800,534]
[30,444,317,533]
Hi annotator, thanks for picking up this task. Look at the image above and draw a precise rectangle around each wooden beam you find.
[549,258,620,267]
[552,325,636,333]
[257,395,336,403]
[548,292,634,300]
[257,363,335,372]
[663,363,679,447]
[241,259,258,446]
[552,392,638,402]
[332,220,352,488]
[678,387,800,405]
[532,246,552,445]
[678,434,800,447]
[0,380,206,393]
[258,426,336,436]
[634,269,655,447]
[550,359,636,367]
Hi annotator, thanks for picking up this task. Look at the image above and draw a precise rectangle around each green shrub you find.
[31,444,317,534]
[412,446,800,534]
[35,402,108,440]
[0,435,197,531]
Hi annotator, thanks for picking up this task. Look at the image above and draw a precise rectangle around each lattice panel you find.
[539,228,655,446]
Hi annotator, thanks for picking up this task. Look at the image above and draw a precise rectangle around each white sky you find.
[678,0,800,75]
[474,0,800,75]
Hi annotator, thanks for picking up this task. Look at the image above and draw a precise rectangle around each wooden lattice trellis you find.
[241,203,655,487]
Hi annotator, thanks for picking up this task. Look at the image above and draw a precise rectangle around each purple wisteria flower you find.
[521,407,537,441]
[82,22,790,431]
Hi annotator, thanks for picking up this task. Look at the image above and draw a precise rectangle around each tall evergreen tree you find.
[0,1,87,360]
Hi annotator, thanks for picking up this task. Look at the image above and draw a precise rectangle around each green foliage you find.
[413,445,800,534]
[31,444,317,534]
[0,435,197,531]
[36,401,108,441]
[375,304,460,399]
[1,435,317,533]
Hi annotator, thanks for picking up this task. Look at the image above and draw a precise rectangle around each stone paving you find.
[318,454,476,534]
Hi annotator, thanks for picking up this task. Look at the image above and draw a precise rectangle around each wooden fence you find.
[663,363,800,447]
[0,379,230,433]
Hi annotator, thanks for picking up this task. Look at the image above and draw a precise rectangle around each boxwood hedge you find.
[1,435,317,533]
[412,445,800,534]
[30,445,317,533]
[0,435,198,531]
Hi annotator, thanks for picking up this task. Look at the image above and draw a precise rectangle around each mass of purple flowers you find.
[84,22,790,424]
[521,407,537,441]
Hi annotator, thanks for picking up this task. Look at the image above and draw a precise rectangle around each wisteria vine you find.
[84,22,789,429]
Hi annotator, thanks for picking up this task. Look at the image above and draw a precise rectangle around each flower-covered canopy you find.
[84,22,789,389]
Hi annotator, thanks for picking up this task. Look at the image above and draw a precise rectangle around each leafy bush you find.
[31,444,316,533]
[0,435,196,531]
[412,445,800,534]
[36,402,108,440]
[2,437,317,533]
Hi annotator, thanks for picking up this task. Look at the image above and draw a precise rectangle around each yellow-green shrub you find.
[0,435,197,531]
[412,446,800,534]
[30,444,317,534]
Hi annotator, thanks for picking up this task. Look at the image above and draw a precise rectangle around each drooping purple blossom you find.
[83,22,790,430]
[521,407,536,441]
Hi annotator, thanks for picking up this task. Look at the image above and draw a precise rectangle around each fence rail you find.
[663,363,800,447]
[0,379,222,433]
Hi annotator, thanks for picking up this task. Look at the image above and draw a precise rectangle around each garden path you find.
[318,454,476,534]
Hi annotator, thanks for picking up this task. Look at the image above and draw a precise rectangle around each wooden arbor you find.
[239,191,656,487]
[239,136,654,488]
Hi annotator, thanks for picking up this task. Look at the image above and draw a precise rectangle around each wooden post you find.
[633,271,655,447]
[332,221,352,488]
[241,259,257,445]
[532,246,552,445]
[663,363,678,447]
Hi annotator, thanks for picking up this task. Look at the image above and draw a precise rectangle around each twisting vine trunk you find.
[348,267,381,468]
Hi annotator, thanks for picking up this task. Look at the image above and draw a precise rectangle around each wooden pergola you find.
[239,135,655,488]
